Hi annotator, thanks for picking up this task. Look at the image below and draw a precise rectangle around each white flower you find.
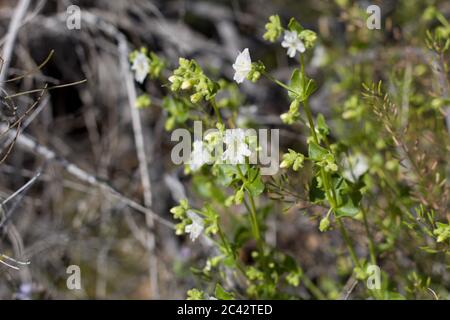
[232,48,252,84]
[185,210,204,241]
[131,52,149,83]
[342,153,369,182]
[281,31,305,58]
[222,129,252,164]
[190,140,210,171]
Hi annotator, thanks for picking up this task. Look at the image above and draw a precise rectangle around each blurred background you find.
[0,0,449,299]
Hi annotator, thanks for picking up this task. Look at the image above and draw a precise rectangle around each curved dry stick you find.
[0,120,21,165]
[0,253,30,270]
[0,85,18,121]
[0,84,47,166]
[0,168,42,229]
[1,50,54,83]
[4,79,87,99]
[7,83,47,131]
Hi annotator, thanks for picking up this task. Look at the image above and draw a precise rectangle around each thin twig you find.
[1,170,41,207]
[0,123,174,229]
[0,253,30,270]
[0,0,31,84]
[339,274,358,300]
[118,22,159,298]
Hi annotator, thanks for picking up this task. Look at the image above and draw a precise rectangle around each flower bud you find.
[280,160,290,169]
[181,80,193,90]
[170,205,185,219]
[234,188,245,205]
[289,99,300,113]
[293,156,304,171]
[190,92,203,104]
[319,216,330,232]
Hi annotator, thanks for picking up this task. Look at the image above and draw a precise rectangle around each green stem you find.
[435,11,450,28]
[247,193,262,243]
[262,71,298,96]
[217,226,233,258]
[338,219,361,269]
[243,198,259,240]
[217,225,247,276]
[298,59,359,268]
[303,276,326,300]
[210,98,223,125]
[303,100,319,143]
[361,206,377,266]
[303,99,336,208]
[236,166,262,243]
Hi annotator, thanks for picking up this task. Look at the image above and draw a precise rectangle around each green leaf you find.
[419,246,439,254]
[245,169,265,196]
[308,141,329,161]
[333,176,363,218]
[215,284,235,300]
[288,69,302,101]
[287,18,303,34]
[288,69,317,101]
[214,164,244,186]
[162,97,189,124]
[335,198,360,217]
[304,78,317,99]
[316,113,329,137]
[193,175,225,202]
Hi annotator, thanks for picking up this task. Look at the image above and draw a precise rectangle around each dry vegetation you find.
[0,0,449,300]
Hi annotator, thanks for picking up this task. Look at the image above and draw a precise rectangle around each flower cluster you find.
[188,128,255,172]
[263,16,317,58]
[309,142,338,173]
[222,129,252,165]
[184,210,205,242]
[169,58,220,103]
[280,99,301,124]
[170,200,219,242]
[280,148,305,171]
[263,15,283,42]
[170,199,204,241]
